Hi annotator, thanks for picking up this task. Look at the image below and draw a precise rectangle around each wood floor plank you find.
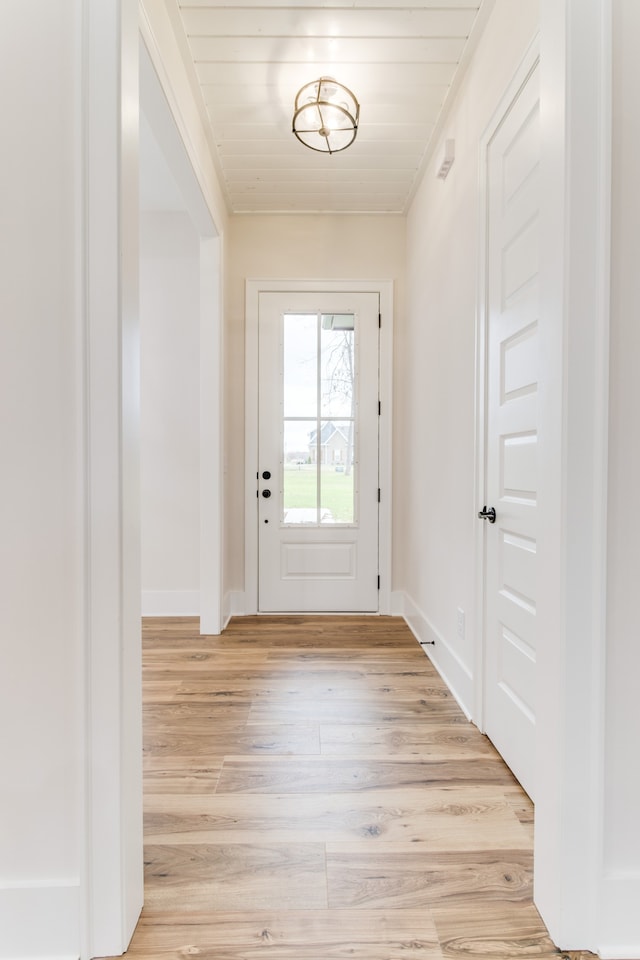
[325,849,533,909]
[173,670,452,703]
[144,702,252,721]
[144,721,320,760]
[247,698,471,724]
[143,786,529,847]
[215,756,517,794]
[432,902,562,958]
[105,910,442,959]
[143,757,223,795]
[319,721,496,758]
[143,843,328,913]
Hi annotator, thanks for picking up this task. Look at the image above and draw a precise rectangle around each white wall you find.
[399,0,539,710]
[0,5,83,951]
[140,212,201,615]
[225,214,406,605]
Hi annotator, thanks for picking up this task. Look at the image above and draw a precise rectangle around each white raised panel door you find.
[483,63,540,799]
[258,291,379,612]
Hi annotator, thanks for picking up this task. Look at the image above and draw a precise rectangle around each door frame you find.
[473,37,541,738]
[475,5,613,950]
[139,37,224,634]
[245,279,393,615]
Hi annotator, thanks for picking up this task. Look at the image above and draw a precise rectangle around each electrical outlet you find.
[456,607,465,640]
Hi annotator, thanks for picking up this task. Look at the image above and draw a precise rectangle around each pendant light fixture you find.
[292,77,359,154]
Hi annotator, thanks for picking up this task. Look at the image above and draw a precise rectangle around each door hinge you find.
[377,575,381,590]
[378,313,381,328]
[378,400,381,416]
[377,488,381,503]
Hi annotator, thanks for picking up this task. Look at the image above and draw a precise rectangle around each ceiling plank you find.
[180,0,481,9]
[187,36,467,63]
[195,61,458,85]
[180,8,477,38]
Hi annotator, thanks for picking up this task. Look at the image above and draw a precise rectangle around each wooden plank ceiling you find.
[174,0,485,214]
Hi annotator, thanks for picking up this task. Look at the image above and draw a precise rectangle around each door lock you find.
[262,489,272,498]
[478,505,496,523]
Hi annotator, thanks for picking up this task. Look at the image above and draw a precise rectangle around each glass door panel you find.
[319,419,355,524]
[283,420,317,523]
[282,312,356,526]
[320,314,355,419]
[283,313,317,417]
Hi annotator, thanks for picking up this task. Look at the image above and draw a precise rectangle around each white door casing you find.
[257,291,379,612]
[479,58,540,800]
[245,280,393,617]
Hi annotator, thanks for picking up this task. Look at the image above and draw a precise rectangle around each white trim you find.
[138,38,218,237]
[141,590,200,616]
[223,590,246,628]
[199,235,224,634]
[534,0,611,952]
[0,883,80,960]
[244,279,393,616]
[84,1,143,956]
[473,36,540,735]
[138,0,228,225]
[399,591,473,721]
[599,951,640,960]
[598,872,640,957]
[389,590,405,618]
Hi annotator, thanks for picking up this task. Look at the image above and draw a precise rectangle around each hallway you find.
[108,615,592,959]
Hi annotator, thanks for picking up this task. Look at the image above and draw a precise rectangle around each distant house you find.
[308,421,352,465]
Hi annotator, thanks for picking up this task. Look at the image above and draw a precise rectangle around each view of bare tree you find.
[321,329,355,475]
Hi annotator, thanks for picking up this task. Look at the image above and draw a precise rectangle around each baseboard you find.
[222,590,246,628]
[396,590,473,720]
[596,871,640,958]
[0,881,79,959]
[141,590,199,616]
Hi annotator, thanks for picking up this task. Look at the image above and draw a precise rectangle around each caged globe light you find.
[292,77,360,154]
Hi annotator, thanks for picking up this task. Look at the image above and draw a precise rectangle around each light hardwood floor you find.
[105,615,594,959]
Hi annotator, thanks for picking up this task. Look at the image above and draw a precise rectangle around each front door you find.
[481,61,540,799]
[257,291,380,612]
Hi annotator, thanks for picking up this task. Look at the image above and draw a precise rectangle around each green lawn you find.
[283,464,355,522]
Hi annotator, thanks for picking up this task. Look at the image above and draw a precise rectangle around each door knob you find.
[262,489,272,498]
[478,505,496,523]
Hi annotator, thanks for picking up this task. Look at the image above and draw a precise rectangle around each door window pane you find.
[320,315,355,418]
[319,419,355,524]
[283,314,317,417]
[283,420,317,523]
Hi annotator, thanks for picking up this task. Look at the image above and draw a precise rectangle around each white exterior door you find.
[481,62,540,799]
[257,291,380,612]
